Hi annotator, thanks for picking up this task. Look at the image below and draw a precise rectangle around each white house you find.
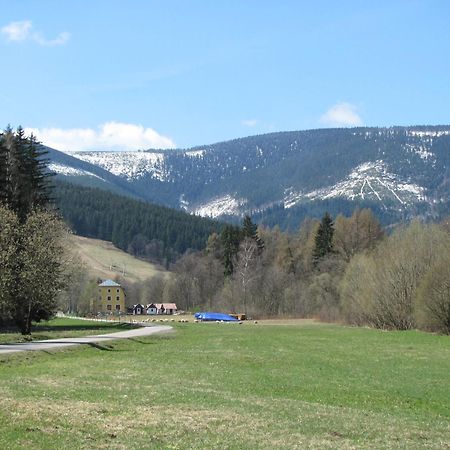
[146,303,177,315]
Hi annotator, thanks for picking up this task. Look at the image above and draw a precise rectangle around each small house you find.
[146,303,158,315]
[132,304,146,315]
[156,303,177,315]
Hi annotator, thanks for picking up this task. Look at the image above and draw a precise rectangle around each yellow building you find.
[94,279,126,314]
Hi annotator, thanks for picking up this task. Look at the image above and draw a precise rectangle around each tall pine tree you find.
[242,214,264,252]
[0,127,51,222]
[313,212,334,264]
[221,224,242,276]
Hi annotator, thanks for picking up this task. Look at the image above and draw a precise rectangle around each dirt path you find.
[0,323,173,355]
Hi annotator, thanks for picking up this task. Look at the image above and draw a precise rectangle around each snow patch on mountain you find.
[179,194,189,209]
[48,163,105,181]
[191,195,246,218]
[403,143,435,162]
[284,161,425,208]
[185,150,205,157]
[408,130,450,138]
[71,151,167,181]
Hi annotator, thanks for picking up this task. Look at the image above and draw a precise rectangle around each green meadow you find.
[0,319,449,449]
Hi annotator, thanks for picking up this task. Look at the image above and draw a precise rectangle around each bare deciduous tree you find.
[416,257,450,334]
[233,238,258,314]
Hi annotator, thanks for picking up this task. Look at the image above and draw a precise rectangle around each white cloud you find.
[34,31,70,46]
[1,20,32,41]
[320,102,363,127]
[242,119,258,127]
[25,122,176,152]
[1,20,70,46]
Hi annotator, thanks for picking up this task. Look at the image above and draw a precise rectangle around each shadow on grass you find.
[41,341,117,352]
[0,323,133,335]
[33,323,134,332]
[126,337,158,345]
[0,323,135,345]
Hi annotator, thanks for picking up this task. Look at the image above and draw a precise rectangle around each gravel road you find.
[0,323,173,355]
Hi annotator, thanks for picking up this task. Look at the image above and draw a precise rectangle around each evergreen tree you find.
[243,214,257,239]
[0,127,51,222]
[25,132,52,210]
[0,129,8,205]
[242,214,264,252]
[313,212,334,264]
[221,224,241,276]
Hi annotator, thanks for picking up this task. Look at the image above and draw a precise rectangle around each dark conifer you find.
[0,129,8,205]
[0,127,52,222]
[242,214,264,252]
[243,214,257,239]
[313,211,334,264]
[25,133,52,210]
[221,224,241,276]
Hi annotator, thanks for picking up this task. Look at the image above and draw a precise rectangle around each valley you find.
[2,4,449,449]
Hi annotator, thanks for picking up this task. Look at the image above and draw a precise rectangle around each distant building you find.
[92,279,126,314]
[146,303,158,315]
[132,304,146,315]
[146,303,177,315]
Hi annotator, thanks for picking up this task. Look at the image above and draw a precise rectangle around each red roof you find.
[147,303,177,310]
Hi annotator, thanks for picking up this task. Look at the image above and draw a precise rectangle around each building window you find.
[107,296,111,301]
[117,289,120,293]
[108,289,111,293]
[107,304,112,311]
[115,305,120,311]
[116,296,120,301]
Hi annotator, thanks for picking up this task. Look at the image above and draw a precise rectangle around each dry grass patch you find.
[3,395,448,449]
[70,234,168,283]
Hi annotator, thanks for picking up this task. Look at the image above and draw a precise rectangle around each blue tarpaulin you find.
[194,312,239,322]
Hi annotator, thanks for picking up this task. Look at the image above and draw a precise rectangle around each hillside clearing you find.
[69,234,168,283]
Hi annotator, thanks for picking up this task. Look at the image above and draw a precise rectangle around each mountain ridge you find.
[48,125,450,228]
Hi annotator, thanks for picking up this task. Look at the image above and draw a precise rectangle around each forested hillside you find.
[54,181,221,265]
[50,126,450,228]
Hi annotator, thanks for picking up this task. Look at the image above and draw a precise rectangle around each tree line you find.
[138,209,450,334]
[0,127,67,334]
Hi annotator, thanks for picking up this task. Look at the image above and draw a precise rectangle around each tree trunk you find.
[15,316,32,335]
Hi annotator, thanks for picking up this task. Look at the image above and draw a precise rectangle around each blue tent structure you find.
[194,312,239,322]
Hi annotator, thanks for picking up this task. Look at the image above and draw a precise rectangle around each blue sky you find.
[0,1,449,151]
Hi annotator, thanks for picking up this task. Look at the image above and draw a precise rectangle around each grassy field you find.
[70,234,167,283]
[0,318,135,344]
[0,319,449,449]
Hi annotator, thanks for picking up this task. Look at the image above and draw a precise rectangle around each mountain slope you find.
[54,181,221,263]
[70,234,167,283]
[45,146,142,200]
[48,126,450,227]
